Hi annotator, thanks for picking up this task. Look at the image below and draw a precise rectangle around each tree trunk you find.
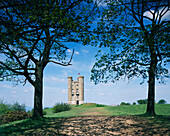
[146,52,157,115]
[33,65,43,119]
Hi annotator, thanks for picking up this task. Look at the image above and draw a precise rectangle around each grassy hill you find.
[44,103,170,118]
[0,103,170,135]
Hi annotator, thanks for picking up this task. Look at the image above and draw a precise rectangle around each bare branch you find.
[127,59,150,66]
[49,60,72,66]
[0,61,24,75]
[48,49,74,66]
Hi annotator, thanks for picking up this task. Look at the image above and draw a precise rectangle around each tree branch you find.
[0,61,24,75]
[126,59,150,66]
[48,49,74,66]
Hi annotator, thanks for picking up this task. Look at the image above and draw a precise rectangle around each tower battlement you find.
[68,76,84,105]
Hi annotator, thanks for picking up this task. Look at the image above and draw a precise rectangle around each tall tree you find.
[0,0,97,118]
[90,0,170,115]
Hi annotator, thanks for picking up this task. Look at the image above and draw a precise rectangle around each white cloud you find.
[62,89,67,93]
[99,93,104,95]
[24,90,28,93]
[109,93,112,96]
[144,7,170,21]
[96,0,107,7]
[81,49,89,53]
[12,95,17,98]
[0,85,13,89]
[67,49,72,53]
[75,51,79,55]
[45,76,66,83]
[44,86,58,91]
[11,91,16,94]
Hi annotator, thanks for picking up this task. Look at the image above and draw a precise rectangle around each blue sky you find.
[0,1,170,108]
[0,42,170,108]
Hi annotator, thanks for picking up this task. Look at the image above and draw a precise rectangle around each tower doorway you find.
[76,100,79,105]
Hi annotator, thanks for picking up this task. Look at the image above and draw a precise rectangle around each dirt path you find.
[20,116,169,135]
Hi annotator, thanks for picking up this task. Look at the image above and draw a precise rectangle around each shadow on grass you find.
[133,114,170,126]
[0,117,67,136]
[1,115,170,135]
[135,114,170,119]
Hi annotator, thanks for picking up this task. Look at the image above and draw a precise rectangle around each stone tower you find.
[68,76,84,105]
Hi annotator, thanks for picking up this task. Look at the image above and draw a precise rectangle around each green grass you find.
[155,104,170,115]
[0,103,170,135]
[44,103,170,117]
[105,104,147,115]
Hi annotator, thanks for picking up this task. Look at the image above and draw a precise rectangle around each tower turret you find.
[78,76,84,105]
[67,77,72,104]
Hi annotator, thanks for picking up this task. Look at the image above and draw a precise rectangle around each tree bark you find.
[33,64,43,119]
[146,52,157,115]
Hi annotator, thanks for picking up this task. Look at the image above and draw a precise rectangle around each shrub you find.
[11,102,26,111]
[0,100,26,116]
[44,107,50,109]
[0,111,31,124]
[96,104,105,107]
[137,99,148,104]
[52,102,71,113]
[120,102,131,105]
[158,99,167,104]
[132,102,136,105]
[0,100,11,115]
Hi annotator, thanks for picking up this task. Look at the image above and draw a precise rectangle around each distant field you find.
[44,103,170,118]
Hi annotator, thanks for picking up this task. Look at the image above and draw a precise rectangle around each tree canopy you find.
[158,99,167,104]
[90,0,170,115]
[0,0,96,84]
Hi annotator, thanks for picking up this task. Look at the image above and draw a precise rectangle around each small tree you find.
[158,99,167,104]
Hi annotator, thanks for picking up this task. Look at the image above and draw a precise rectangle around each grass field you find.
[44,103,170,118]
[0,103,170,135]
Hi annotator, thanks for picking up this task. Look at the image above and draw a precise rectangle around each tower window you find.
[76,94,79,99]
[72,94,74,100]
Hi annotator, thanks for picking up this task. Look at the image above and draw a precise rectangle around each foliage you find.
[0,111,30,125]
[0,99,26,116]
[0,0,97,84]
[137,99,148,105]
[52,103,71,113]
[0,100,11,115]
[120,102,131,105]
[0,0,97,118]
[44,107,50,110]
[96,104,105,107]
[91,0,170,84]
[132,102,136,105]
[10,102,26,112]
[90,0,170,115]
[158,99,167,104]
